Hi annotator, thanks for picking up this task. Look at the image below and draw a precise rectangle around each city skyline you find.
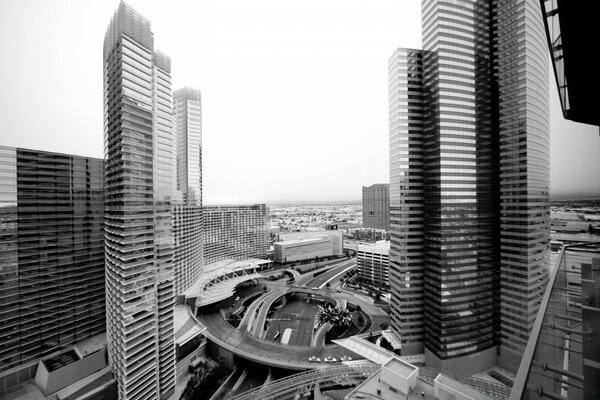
[1,0,599,204]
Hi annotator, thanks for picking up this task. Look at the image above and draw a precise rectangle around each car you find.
[308,356,316,362]
[311,287,319,290]
[302,284,307,289]
[324,356,334,363]
[293,284,299,288]
[340,356,353,361]
[316,357,321,362]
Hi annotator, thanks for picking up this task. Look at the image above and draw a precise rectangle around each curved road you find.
[198,261,389,370]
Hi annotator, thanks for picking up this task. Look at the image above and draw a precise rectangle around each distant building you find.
[0,146,104,392]
[362,184,390,231]
[274,230,343,264]
[357,241,390,290]
[204,205,269,264]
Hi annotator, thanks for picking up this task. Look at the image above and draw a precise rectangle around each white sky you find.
[0,0,598,204]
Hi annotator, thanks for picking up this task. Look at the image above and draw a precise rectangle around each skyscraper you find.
[362,183,390,231]
[173,87,202,205]
[0,146,104,391]
[172,87,204,295]
[103,3,176,398]
[389,0,549,374]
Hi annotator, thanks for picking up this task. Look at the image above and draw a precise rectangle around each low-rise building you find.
[357,240,390,289]
[274,230,343,264]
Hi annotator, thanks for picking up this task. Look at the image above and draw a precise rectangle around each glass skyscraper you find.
[389,0,549,374]
[103,2,176,399]
[0,146,104,392]
[172,87,204,295]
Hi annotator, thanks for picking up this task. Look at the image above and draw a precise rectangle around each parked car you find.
[311,286,319,290]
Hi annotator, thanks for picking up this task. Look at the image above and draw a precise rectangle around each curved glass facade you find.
[496,0,550,368]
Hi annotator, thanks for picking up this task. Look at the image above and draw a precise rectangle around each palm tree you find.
[316,305,351,327]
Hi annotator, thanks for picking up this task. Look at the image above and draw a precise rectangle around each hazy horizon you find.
[0,0,598,204]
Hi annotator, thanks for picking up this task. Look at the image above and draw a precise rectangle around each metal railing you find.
[229,363,379,400]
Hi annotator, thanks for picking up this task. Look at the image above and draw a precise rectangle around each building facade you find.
[362,184,390,231]
[0,146,104,391]
[389,0,549,373]
[203,205,269,264]
[357,241,390,290]
[103,3,176,398]
[172,87,204,295]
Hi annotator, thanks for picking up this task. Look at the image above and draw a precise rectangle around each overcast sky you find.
[0,0,598,204]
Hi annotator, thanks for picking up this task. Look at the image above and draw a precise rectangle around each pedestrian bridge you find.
[183,259,265,307]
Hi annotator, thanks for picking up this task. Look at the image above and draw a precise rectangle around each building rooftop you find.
[383,357,417,378]
[275,237,329,246]
[357,240,390,253]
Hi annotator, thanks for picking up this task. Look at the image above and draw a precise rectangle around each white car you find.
[311,287,319,290]
[340,356,353,361]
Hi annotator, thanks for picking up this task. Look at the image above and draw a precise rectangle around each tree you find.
[316,305,352,328]
[379,322,389,330]
[325,282,331,289]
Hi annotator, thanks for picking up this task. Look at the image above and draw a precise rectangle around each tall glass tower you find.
[103,2,176,398]
[172,87,204,295]
[389,0,549,374]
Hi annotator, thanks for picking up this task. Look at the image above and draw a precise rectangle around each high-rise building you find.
[173,87,202,205]
[357,241,391,290]
[389,0,550,374]
[204,205,269,264]
[362,183,390,231]
[103,3,176,398]
[172,87,204,295]
[0,146,104,391]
